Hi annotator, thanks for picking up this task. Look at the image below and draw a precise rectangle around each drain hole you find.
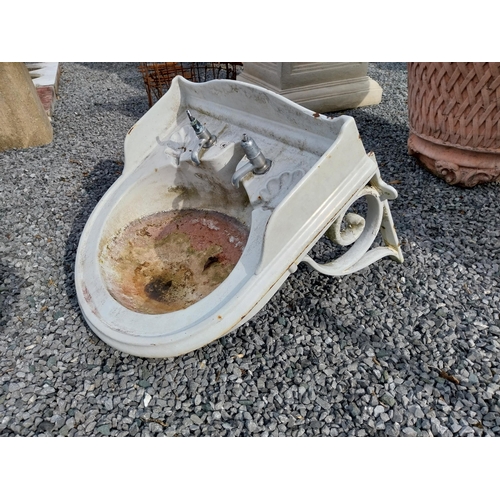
[144,276,173,302]
[203,254,221,272]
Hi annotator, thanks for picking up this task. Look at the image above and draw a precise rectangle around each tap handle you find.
[186,109,203,135]
[241,134,261,161]
[240,134,271,174]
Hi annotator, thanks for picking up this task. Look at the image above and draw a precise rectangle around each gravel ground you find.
[1,62,499,437]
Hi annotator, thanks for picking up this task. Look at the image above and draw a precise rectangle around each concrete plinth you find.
[0,62,53,152]
[237,62,382,113]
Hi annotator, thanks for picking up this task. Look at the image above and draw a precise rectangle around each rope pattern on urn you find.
[408,62,500,152]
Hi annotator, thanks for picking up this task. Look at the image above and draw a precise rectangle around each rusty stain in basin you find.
[100,209,249,314]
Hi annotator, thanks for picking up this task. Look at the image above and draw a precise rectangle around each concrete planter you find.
[407,62,500,187]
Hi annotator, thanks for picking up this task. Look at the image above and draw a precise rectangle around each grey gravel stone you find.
[0,63,499,437]
[96,424,111,436]
[402,427,418,437]
[190,414,203,425]
[392,408,404,423]
[59,425,70,437]
[380,393,397,408]
[385,423,400,437]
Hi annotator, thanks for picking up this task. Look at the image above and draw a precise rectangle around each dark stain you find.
[203,254,221,272]
[144,274,173,302]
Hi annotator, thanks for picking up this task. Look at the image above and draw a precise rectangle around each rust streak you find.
[81,283,100,318]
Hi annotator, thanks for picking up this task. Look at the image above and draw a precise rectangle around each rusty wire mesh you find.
[138,62,243,107]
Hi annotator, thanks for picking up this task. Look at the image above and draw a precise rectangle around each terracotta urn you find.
[407,62,500,187]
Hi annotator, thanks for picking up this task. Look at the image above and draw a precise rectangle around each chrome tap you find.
[231,134,272,188]
[186,110,217,165]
